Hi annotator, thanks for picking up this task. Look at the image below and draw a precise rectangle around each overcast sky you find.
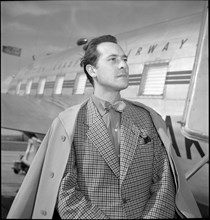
[1,0,206,82]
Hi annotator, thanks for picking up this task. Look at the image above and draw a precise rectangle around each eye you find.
[109,57,116,62]
[123,57,127,62]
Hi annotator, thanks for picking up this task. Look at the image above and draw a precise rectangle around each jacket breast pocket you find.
[135,137,154,162]
[131,138,154,180]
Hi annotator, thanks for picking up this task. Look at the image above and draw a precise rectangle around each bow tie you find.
[104,100,126,113]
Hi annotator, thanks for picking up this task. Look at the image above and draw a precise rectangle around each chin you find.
[117,82,129,91]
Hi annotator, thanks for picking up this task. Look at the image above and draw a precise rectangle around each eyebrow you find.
[107,54,128,59]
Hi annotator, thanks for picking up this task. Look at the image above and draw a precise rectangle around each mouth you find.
[117,74,128,78]
[118,70,129,77]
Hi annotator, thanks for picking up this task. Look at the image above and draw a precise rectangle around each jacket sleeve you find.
[141,125,176,219]
[56,141,109,219]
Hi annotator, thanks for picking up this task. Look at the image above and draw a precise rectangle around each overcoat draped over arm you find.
[7,99,201,219]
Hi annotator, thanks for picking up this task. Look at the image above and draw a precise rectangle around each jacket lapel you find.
[120,106,141,185]
[120,103,151,185]
[85,99,120,178]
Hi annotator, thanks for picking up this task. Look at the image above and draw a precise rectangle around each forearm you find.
[56,145,109,219]
[57,187,109,219]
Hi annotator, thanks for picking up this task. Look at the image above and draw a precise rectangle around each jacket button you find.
[122,198,127,204]
[41,210,47,216]
[61,135,66,142]
[50,172,54,178]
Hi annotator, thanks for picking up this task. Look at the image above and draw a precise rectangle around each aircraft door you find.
[181,2,208,143]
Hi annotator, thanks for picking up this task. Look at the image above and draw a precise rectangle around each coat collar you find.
[120,110,140,185]
[120,102,153,184]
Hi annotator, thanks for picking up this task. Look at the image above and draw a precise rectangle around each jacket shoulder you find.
[124,99,167,131]
[124,99,162,118]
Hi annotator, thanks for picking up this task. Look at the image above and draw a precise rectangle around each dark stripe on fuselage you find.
[31,83,38,89]
[165,81,190,84]
[8,71,192,94]
[44,81,55,89]
[166,75,191,80]
[167,70,191,76]
[127,71,191,86]
[20,84,26,90]
[63,80,75,88]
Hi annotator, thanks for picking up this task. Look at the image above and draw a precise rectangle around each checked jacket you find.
[56,98,176,219]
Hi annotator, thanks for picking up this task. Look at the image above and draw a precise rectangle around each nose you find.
[119,59,128,70]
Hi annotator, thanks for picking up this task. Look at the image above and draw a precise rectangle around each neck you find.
[93,87,121,104]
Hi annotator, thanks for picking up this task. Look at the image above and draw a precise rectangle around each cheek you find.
[98,73,114,84]
[97,66,115,80]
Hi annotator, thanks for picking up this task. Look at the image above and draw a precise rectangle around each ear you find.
[86,64,96,78]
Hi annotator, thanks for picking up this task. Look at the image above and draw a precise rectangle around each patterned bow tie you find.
[104,100,126,113]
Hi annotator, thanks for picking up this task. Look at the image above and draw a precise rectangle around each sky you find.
[1,0,206,83]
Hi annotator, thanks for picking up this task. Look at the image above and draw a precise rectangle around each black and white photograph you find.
[1,1,208,219]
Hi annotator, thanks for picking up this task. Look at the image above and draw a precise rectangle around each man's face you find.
[93,42,129,92]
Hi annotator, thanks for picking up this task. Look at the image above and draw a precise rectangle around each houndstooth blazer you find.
[56,98,176,219]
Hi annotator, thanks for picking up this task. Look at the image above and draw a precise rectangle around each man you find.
[7,35,201,219]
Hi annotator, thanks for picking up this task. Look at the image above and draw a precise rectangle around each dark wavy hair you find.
[80,35,117,86]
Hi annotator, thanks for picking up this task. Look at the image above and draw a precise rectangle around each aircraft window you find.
[73,72,87,94]
[68,61,72,67]
[74,60,79,66]
[8,83,16,92]
[37,78,46,95]
[20,83,26,90]
[16,81,21,94]
[54,76,64,94]
[63,62,67,68]
[53,64,57,70]
[26,80,33,95]
[139,63,168,96]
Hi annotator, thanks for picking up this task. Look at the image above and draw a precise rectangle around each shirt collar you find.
[91,94,122,116]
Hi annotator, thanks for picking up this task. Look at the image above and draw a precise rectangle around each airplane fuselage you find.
[2,11,208,216]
